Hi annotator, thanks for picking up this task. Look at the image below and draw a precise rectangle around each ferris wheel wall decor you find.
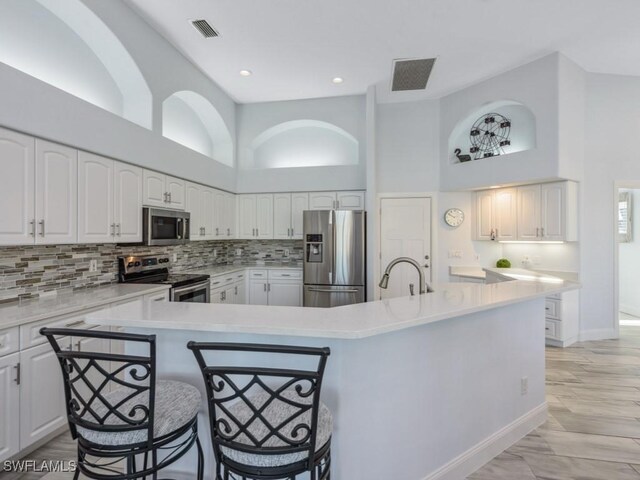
[468,113,512,159]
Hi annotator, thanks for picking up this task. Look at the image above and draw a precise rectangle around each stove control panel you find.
[118,255,171,275]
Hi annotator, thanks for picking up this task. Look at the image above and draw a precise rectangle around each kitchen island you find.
[87,279,578,480]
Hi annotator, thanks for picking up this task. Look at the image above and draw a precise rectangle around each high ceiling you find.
[125,0,640,104]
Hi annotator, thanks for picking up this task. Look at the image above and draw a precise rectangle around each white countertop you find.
[86,280,579,340]
[449,266,486,279]
[0,283,170,329]
[186,263,302,277]
[483,267,568,283]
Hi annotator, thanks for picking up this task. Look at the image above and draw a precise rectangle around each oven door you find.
[171,281,210,303]
[143,208,190,246]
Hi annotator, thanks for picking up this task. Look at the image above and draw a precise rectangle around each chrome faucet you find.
[379,257,434,295]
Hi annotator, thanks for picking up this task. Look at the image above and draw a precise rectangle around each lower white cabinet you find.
[249,280,269,306]
[248,270,303,307]
[268,282,303,307]
[0,352,20,461]
[544,290,580,347]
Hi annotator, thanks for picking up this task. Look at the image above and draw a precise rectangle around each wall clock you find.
[444,208,465,227]
[469,113,511,159]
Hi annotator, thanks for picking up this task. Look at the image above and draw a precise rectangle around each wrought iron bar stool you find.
[41,327,204,480]
[188,342,332,480]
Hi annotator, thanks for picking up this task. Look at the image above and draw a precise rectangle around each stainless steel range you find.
[118,255,210,303]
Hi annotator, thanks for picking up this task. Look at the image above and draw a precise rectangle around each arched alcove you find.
[448,100,536,164]
[0,0,152,129]
[162,91,234,167]
[245,120,359,169]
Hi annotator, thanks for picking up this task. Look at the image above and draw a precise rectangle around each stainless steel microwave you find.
[142,208,190,246]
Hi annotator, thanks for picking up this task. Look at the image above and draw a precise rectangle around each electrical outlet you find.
[172,253,178,262]
[284,249,290,257]
[521,377,528,396]
[235,248,242,256]
[89,260,97,272]
[213,249,217,258]
[448,250,463,259]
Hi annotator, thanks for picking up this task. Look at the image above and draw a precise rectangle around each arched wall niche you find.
[0,0,152,129]
[448,100,536,164]
[243,119,359,170]
[162,90,234,167]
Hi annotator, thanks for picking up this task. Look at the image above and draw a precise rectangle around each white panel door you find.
[474,190,495,241]
[20,338,71,449]
[517,185,542,241]
[166,175,186,210]
[337,191,365,210]
[273,193,292,240]
[309,192,336,210]
[142,169,167,207]
[185,182,202,240]
[268,282,302,306]
[290,193,309,239]
[238,195,257,239]
[212,189,226,239]
[34,140,77,245]
[113,162,143,243]
[256,194,274,239]
[379,197,432,299]
[0,128,35,245]
[541,182,565,241]
[249,281,269,305]
[494,188,518,241]
[201,187,216,239]
[224,192,236,238]
[0,352,20,462]
[78,152,114,243]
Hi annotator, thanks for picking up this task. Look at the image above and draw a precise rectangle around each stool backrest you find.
[188,342,330,470]
[40,327,156,447]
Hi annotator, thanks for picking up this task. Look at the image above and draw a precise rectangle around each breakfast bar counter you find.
[87,280,579,480]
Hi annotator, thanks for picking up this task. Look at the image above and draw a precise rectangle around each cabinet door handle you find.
[281,274,291,277]
[153,297,165,302]
[541,227,545,237]
[75,341,81,351]
[227,228,231,236]
[116,224,121,236]
[38,219,45,237]
[13,363,20,385]
[256,228,259,237]
[263,283,267,292]
[30,219,35,237]
[111,223,116,236]
[216,227,219,236]
[268,283,271,292]
[536,227,540,237]
[163,192,168,203]
[235,285,238,295]
[65,319,85,328]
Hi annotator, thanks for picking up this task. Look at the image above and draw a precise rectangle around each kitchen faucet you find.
[379,257,434,295]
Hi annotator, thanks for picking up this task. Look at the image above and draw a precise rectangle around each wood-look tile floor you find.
[468,325,640,480]
[7,327,640,480]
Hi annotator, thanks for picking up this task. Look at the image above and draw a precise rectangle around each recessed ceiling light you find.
[239,70,252,77]
[332,77,344,84]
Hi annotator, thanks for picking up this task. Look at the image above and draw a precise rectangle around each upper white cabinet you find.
[238,194,273,239]
[224,192,236,238]
[35,140,77,245]
[474,181,578,242]
[143,170,185,210]
[213,190,235,239]
[186,182,215,240]
[309,191,365,210]
[78,152,142,244]
[274,193,309,239]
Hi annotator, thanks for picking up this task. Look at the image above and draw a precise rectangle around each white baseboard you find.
[579,328,617,342]
[423,403,547,480]
[620,305,640,318]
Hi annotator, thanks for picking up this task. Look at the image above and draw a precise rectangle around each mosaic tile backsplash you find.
[0,240,303,303]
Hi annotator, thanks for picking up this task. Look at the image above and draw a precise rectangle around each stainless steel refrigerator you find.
[303,210,366,307]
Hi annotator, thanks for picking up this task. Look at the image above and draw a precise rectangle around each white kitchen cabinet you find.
[201,187,215,239]
[0,128,34,245]
[19,338,70,449]
[213,189,232,239]
[114,162,143,243]
[143,170,185,210]
[274,193,309,239]
[248,270,303,306]
[224,192,236,238]
[186,182,203,240]
[309,191,364,210]
[78,152,114,243]
[235,281,246,304]
[0,352,20,462]
[238,194,273,239]
[249,280,269,305]
[541,182,578,242]
[474,190,495,241]
[268,282,303,307]
[517,185,541,241]
[35,140,77,245]
[494,188,518,241]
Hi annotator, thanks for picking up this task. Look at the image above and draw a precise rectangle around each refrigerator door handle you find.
[308,288,360,293]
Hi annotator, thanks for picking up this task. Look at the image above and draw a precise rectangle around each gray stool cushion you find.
[77,380,201,446]
[220,389,332,468]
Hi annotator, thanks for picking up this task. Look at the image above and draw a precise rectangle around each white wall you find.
[501,243,580,273]
[619,189,640,316]
[0,0,237,191]
[236,95,366,192]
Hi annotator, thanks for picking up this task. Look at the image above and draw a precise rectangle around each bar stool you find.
[188,342,332,480]
[41,328,204,480]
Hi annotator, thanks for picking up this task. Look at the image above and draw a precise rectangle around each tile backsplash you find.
[0,240,303,303]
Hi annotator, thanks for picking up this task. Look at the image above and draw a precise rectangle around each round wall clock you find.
[444,208,465,227]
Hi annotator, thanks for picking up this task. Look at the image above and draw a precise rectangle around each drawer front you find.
[547,292,562,300]
[545,320,560,340]
[545,299,561,319]
[0,326,19,357]
[269,269,303,280]
[249,270,268,279]
[234,272,245,282]
[20,308,102,349]
[144,290,170,303]
[211,276,235,289]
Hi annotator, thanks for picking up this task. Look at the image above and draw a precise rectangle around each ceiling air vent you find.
[391,58,436,92]
[191,19,219,38]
